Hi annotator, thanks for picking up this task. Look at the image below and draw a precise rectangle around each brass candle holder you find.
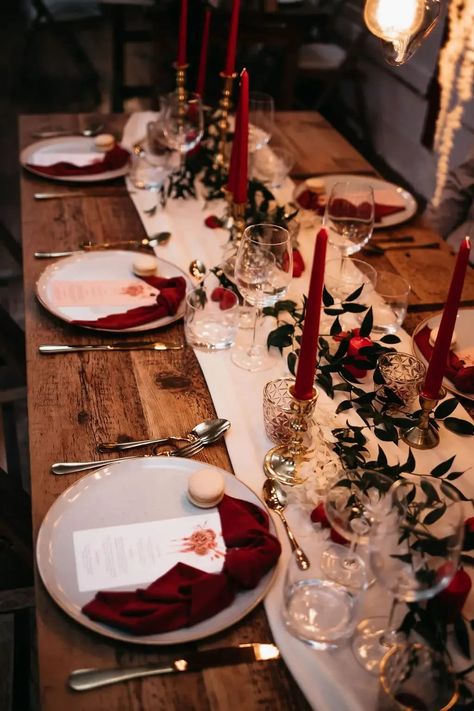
[401,387,446,450]
[173,62,189,118]
[231,200,246,242]
[263,385,318,486]
[214,71,237,168]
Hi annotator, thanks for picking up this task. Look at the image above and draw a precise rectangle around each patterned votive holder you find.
[263,377,308,444]
[376,352,426,413]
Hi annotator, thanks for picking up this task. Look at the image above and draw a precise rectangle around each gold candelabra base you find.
[231,200,246,242]
[173,62,188,116]
[263,386,318,486]
[214,71,237,169]
[401,387,446,450]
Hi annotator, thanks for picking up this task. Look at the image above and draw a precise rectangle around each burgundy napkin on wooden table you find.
[72,274,187,330]
[82,494,281,635]
[414,325,474,395]
[296,190,405,224]
[26,144,130,177]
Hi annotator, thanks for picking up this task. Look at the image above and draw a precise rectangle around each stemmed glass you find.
[352,475,463,674]
[232,224,292,372]
[161,91,204,172]
[248,92,274,178]
[321,469,394,589]
[323,180,375,256]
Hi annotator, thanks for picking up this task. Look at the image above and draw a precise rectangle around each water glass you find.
[283,544,366,650]
[372,271,411,334]
[248,91,274,152]
[376,352,426,413]
[130,122,172,190]
[253,146,294,188]
[378,644,458,711]
[263,377,301,444]
[184,286,239,352]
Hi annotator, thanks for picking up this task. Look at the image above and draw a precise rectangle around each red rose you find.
[345,335,373,379]
[433,566,472,623]
[211,287,226,301]
[311,503,330,528]
[205,215,222,229]
[219,290,237,311]
[292,249,305,277]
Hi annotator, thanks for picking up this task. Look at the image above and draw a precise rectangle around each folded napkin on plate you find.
[414,325,474,395]
[72,274,187,330]
[82,494,281,635]
[26,144,130,177]
[296,191,405,224]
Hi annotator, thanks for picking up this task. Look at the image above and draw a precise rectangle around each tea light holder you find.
[214,71,237,168]
[401,387,446,450]
[264,385,318,486]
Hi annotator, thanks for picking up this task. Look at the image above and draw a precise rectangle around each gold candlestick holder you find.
[401,387,446,450]
[263,385,318,486]
[214,71,237,168]
[173,62,189,117]
[231,200,246,242]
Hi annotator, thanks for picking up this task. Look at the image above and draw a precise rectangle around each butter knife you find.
[68,643,280,691]
[39,342,184,354]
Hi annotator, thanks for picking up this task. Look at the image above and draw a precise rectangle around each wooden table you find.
[20,111,474,711]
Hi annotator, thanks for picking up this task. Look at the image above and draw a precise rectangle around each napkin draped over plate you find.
[82,494,281,635]
[72,274,187,330]
[414,325,474,395]
[26,144,130,177]
[296,190,405,224]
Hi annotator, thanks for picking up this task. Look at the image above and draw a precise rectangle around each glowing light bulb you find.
[364,0,424,41]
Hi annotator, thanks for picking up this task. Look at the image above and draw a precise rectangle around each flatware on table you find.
[68,643,280,691]
[407,298,474,313]
[31,124,104,139]
[263,479,310,571]
[34,232,171,259]
[97,417,230,453]
[51,426,229,475]
[34,191,133,200]
[364,242,440,255]
[39,341,184,354]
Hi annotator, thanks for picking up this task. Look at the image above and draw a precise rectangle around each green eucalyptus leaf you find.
[287,351,297,377]
[322,286,334,307]
[446,470,466,481]
[267,323,294,353]
[434,398,459,419]
[330,316,342,336]
[341,302,368,313]
[423,502,446,525]
[444,418,474,436]
[379,334,401,344]
[374,427,398,442]
[344,284,364,302]
[430,455,456,478]
[336,400,353,414]
[359,307,373,337]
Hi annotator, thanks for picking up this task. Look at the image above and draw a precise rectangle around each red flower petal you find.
[205,215,222,229]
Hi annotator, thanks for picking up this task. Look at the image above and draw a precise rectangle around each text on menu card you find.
[73,512,225,592]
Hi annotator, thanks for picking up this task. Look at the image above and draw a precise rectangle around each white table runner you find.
[122,114,474,711]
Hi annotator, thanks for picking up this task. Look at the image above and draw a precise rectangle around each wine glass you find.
[352,475,463,674]
[323,180,375,256]
[248,92,274,152]
[232,224,292,372]
[161,91,204,172]
[321,469,394,589]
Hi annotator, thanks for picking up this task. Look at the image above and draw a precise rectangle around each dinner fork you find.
[51,439,210,476]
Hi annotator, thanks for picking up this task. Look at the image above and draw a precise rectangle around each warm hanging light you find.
[363,0,444,65]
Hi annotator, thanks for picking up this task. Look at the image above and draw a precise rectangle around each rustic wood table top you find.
[20,111,474,711]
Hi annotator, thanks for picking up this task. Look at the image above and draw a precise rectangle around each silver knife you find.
[34,250,79,259]
[39,342,184,354]
[68,643,280,691]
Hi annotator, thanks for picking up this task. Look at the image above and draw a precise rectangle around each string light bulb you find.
[363,0,444,65]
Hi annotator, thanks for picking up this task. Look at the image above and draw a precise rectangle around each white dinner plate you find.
[36,458,278,645]
[20,136,129,183]
[412,308,474,402]
[293,174,417,229]
[36,250,189,333]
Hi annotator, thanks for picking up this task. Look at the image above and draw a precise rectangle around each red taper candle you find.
[293,229,328,400]
[226,112,240,196]
[422,236,471,399]
[233,68,248,205]
[196,8,211,97]
[224,0,240,75]
[177,0,188,66]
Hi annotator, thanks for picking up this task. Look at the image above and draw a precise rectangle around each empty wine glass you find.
[322,469,394,589]
[352,475,463,674]
[324,181,375,256]
[248,92,274,153]
[161,91,204,172]
[232,224,292,372]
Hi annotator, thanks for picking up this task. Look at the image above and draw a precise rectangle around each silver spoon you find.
[34,232,171,259]
[97,417,230,453]
[31,124,104,139]
[263,479,310,570]
[189,259,207,282]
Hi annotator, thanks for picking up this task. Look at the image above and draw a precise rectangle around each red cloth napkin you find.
[414,325,474,395]
[82,494,281,635]
[26,144,130,177]
[296,190,405,224]
[72,274,187,330]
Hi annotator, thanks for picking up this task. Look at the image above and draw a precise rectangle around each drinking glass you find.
[161,92,204,171]
[283,543,367,650]
[323,256,377,330]
[248,92,274,152]
[324,181,375,256]
[372,271,411,334]
[352,475,463,674]
[130,121,173,191]
[321,469,394,589]
[376,352,426,414]
[252,146,294,188]
[184,286,239,351]
[232,224,292,371]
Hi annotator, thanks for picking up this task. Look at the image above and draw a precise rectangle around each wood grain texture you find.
[20,112,473,711]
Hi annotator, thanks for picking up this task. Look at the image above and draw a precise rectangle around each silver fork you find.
[51,439,206,476]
